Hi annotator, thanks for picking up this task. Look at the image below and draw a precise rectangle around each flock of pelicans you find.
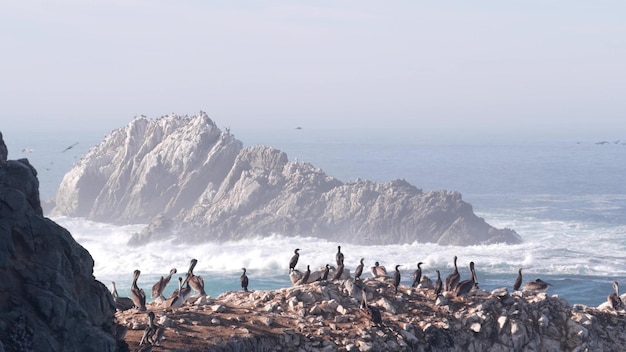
[112,245,624,351]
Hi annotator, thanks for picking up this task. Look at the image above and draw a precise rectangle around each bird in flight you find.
[62,142,79,152]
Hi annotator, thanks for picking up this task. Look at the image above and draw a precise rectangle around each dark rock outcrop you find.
[52,113,521,246]
[0,134,125,352]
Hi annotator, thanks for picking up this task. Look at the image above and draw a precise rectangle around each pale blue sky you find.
[1,1,625,139]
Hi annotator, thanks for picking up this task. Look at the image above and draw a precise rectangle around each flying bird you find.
[61,142,79,152]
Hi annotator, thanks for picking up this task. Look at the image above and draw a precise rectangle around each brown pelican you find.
[354,258,364,280]
[522,278,552,293]
[411,262,423,288]
[139,311,164,347]
[608,281,623,310]
[166,277,186,309]
[444,256,460,292]
[332,259,345,281]
[433,270,442,299]
[184,259,206,296]
[131,269,147,311]
[289,248,300,271]
[240,268,249,292]
[335,245,344,267]
[151,268,177,300]
[513,268,523,291]
[454,262,476,297]
[392,265,401,294]
[371,261,388,278]
[297,265,311,285]
[111,281,134,311]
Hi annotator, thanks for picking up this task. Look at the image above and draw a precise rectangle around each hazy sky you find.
[1,1,625,139]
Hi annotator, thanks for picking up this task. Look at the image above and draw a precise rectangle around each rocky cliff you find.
[52,113,521,246]
[117,276,626,352]
[0,133,125,352]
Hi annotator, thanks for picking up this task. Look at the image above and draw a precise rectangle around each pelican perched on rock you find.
[139,311,164,347]
[289,248,300,271]
[523,278,552,293]
[392,265,402,294]
[454,262,477,297]
[241,268,249,292]
[513,268,523,291]
[354,258,364,281]
[165,277,186,309]
[335,245,344,267]
[131,269,147,311]
[151,268,177,301]
[608,281,623,310]
[411,262,423,288]
[371,261,388,278]
[184,258,206,297]
[111,281,134,311]
[444,256,460,292]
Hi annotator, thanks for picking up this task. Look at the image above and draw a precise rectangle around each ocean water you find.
[3,126,625,307]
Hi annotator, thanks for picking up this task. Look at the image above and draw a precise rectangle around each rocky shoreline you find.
[117,277,626,352]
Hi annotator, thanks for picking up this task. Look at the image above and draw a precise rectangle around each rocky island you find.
[51,113,521,246]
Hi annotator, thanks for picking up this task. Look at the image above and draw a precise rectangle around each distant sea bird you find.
[319,264,330,281]
[513,268,523,291]
[61,142,79,152]
[523,278,552,293]
[111,281,134,311]
[444,256,460,292]
[289,248,300,271]
[131,269,147,311]
[371,261,388,278]
[184,258,206,296]
[139,311,164,347]
[297,265,311,285]
[151,268,177,300]
[392,265,402,294]
[608,281,623,310]
[241,268,249,292]
[412,262,423,288]
[454,262,477,297]
[336,246,344,267]
[166,277,186,309]
[354,258,364,281]
[333,259,345,281]
[433,270,443,299]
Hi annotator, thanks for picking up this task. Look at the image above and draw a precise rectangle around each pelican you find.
[297,265,311,285]
[289,248,300,271]
[608,281,623,310]
[241,268,249,292]
[454,262,477,297]
[513,268,523,291]
[433,270,442,299]
[411,262,423,288]
[139,311,164,346]
[392,265,401,294]
[111,281,134,311]
[151,268,177,300]
[444,256,460,292]
[335,245,344,267]
[522,278,552,293]
[371,261,388,278]
[131,269,147,311]
[166,277,186,309]
[184,259,206,296]
[354,258,364,281]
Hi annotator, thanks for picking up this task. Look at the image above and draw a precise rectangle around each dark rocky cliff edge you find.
[51,113,521,246]
[0,132,126,352]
